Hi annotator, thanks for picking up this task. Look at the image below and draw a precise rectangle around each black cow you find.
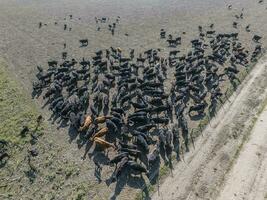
[79,39,88,47]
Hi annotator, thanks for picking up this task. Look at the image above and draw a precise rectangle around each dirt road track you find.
[218,105,267,200]
[152,55,267,200]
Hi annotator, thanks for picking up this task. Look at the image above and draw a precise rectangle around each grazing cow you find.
[93,137,116,150]
[167,37,181,47]
[246,25,250,32]
[127,160,147,174]
[109,157,128,183]
[106,119,118,133]
[233,22,238,28]
[79,39,88,47]
[109,152,129,167]
[134,135,149,153]
[91,127,109,141]
[160,29,166,39]
[119,141,138,150]
[69,112,81,129]
[0,151,9,162]
[253,35,262,43]
[165,130,173,163]
[148,147,160,164]
[62,52,67,60]
[20,126,29,137]
[79,115,93,131]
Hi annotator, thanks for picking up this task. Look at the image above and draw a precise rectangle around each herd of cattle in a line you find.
[31,20,263,191]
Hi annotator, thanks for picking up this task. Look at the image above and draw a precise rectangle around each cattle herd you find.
[39,15,121,36]
[30,4,264,197]
[95,16,121,35]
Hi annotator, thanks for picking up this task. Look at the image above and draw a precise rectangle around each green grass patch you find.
[0,58,44,146]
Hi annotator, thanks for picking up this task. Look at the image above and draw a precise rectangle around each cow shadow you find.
[67,125,79,143]
[108,169,151,200]
[147,159,160,185]
[90,150,110,183]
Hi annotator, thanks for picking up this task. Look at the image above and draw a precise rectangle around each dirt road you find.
[152,55,267,200]
[217,104,267,200]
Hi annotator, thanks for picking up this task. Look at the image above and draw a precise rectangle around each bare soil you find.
[0,0,267,200]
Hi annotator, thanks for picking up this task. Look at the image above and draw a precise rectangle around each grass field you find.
[0,57,46,198]
[0,58,44,145]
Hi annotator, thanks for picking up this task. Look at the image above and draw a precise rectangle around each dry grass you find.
[0,58,44,146]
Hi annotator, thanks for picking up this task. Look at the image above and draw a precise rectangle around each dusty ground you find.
[218,102,267,200]
[0,0,267,199]
[152,55,267,200]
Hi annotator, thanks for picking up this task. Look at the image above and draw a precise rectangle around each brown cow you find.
[79,115,92,131]
[90,127,109,141]
[94,116,111,124]
[93,137,116,150]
